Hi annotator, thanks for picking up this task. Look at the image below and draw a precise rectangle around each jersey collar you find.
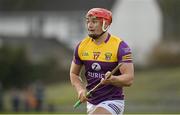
[104,33,111,43]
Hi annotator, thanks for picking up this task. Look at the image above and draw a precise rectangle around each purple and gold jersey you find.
[73,34,133,105]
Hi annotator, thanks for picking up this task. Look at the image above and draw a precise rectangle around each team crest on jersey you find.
[93,52,101,60]
[105,52,112,60]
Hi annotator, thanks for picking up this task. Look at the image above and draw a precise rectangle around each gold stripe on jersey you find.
[122,54,132,61]
[78,35,122,62]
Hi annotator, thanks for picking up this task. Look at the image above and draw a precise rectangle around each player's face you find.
[86,16,103,39]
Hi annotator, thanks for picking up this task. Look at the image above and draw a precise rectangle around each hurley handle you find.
[73,92,91,109]
[73,100,81,109]
[73,63,122,109]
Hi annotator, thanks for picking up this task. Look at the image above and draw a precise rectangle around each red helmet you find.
[86,8,112,24]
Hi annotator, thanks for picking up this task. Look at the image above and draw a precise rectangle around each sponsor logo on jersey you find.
[82,51,89,56]
[105,52,112,60]
[88,63,104,79]
[93,52,101,60]
[91,63,101,71]
[87,71,105,79]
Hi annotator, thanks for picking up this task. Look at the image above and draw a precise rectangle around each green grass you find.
[124,67,180,113]
[45,82,77,105]
[3,66,180,113]
[125,67,180,100]
[45,82,87,113]
[44,67,180,113]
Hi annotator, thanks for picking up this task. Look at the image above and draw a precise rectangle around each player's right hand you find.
[78,89,88,103]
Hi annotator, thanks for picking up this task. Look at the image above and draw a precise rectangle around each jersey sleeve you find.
[117,41,133,63]
[73,42,83,65]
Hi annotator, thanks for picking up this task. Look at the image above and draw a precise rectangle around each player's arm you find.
[102,63,134,87]
[118,62,134,86]
[70,61,87,102]
[101,40,134,87]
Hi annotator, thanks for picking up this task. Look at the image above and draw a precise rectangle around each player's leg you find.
[87,102,96,114]
[91,100,124,114]
[92,106,111,114]
[87,103,111,114]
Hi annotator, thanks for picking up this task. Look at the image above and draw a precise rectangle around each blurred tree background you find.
[149,0,180,67]
[0,44,69,89]
[0,45,31,89]
[158,0,180,41]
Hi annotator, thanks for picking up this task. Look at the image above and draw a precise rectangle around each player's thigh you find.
[92,106,111,114]
[87,100,124,114]
[94,100,124,114]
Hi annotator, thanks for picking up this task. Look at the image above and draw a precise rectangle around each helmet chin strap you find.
[89,20,109,40]
[102,19,109,32]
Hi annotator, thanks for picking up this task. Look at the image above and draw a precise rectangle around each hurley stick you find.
[73,63,123,109]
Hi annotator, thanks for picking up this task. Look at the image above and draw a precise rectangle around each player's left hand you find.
[78,89,88,103]
[101,71,112,85]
